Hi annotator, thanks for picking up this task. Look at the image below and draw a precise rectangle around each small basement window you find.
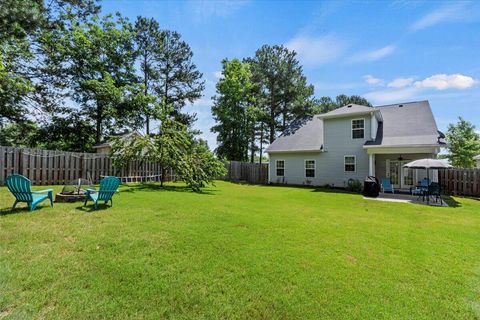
[344,156,356,172]
[352,119,365,139]
[305,160,315,178]
[276,160,285,177]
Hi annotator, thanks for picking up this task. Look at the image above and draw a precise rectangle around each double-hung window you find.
[352,119,365,139]
[344,156,356,172]
[276,160,285,176]
[305,160,315,178]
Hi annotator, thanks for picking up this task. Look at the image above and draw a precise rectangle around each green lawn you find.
[1,181,480,319]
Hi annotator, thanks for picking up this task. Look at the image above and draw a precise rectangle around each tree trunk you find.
[259,122,264,165]
[96,104,103,143]
[269,81,275,143]
[250,128,255,163]
[144,54,150,135]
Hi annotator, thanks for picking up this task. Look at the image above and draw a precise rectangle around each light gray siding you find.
[268,115,373,187]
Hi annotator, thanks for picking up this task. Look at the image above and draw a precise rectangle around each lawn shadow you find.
[120,182,218,195]
[442,195,463,208]
[311,187,352,194]
[76,204,112,212]
[0,204,52,216]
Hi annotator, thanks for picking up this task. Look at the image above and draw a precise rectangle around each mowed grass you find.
[1,181,480,319]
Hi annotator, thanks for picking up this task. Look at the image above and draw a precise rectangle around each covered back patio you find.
[366,146,442,193]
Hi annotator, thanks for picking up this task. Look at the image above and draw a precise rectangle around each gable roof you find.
[265,116,324,153]
[319,104,375,119]
[93,131,142,149]
[266,100,443,153]
[364,101,442,147]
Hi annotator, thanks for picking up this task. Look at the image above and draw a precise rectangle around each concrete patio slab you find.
[364,193,449,207]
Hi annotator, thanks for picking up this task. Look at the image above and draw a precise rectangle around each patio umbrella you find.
[403,159,452,204]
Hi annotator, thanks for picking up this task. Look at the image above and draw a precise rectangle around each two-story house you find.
[265,100,445,189]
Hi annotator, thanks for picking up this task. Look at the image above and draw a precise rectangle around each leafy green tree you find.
[35,114,97,152]
[248,45,314,143]
[335,94,372,108]
[134,16,162,134]
[49,14,140,143]
[446,117,480,168]
[178,139,227,192]
[211,59,255,161]
[153,30,205,127]
[112,104,224,190]
[0,121,39,147]
[0,0,99,126]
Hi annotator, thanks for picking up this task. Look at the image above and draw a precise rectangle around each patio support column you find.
[369,153,375,177]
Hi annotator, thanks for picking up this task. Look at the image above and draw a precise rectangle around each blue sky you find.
[103,0,480,148]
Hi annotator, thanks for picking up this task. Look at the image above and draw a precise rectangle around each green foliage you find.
[0,121,39,147]
[178,140,227,191]
[248,44,315,143]
[446,117,480,168]
[345,178,363,193]
[211,59,255,161]
[154,30,205,127]
[311,95,372,114]
[112,105,224,191]
[134,16,161,134]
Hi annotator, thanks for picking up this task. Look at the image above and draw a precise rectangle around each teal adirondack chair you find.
[83,176,120,210]
[5,174,53,211]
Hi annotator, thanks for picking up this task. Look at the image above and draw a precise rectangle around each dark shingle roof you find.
[365,101,441,147]
[265,116,323,153]
[266,100,442,153]
[319,104,374,118]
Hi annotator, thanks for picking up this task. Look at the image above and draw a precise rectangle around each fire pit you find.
[55,178,95,203]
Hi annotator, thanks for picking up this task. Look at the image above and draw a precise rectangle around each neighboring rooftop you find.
[265,116,324,153]
[474,155,480,160]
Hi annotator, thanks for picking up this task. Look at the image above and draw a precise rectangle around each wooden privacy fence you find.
[0,146,164,185]
[222,161,269,185]
[439,168,480,197]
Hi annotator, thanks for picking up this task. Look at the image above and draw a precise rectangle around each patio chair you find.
[83,176,120,210]
[380,177,394,194]
[412,178,430,196]
[5,174,53,212]
[428,182,442,203]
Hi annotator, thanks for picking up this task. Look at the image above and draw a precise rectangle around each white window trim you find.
[275,159,285,177]
[344,155,356,172]
[351,118,365,140]
[304,159,316,178]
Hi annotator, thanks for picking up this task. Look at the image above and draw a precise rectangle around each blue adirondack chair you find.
[380,177,395,194]
[5,174,53,211]
[83,176,120,210]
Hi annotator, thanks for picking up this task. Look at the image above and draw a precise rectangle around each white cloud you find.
[411,3,469,31]
[285,34,347,66]
[364,73,477,104]
[364,87,419,104]
[388,77,415,88]
[348,45,396,63]
[213,71,223,79]
[363,75,383,85]
[414,74,476,90]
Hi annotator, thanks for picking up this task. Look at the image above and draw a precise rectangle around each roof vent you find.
[347,104,352,108]
[398,104,403,107]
